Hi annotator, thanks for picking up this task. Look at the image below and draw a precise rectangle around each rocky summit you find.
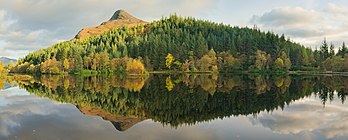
[74,9,147,39]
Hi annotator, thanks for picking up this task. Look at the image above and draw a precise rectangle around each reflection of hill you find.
[77,105,145,131]
[11,74,348,131]
[1,82,17,90]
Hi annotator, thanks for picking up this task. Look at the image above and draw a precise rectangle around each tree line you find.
[11,15,348,74]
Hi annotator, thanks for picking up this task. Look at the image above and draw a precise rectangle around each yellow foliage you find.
[126,58,145,74]
[274,78,284,88]
[125,77,145,92]
[165,53,174,69]
[0,76,4,89]
[165,76,175,91]
[63,79,70,89]
[63,59,70,71]
[212,65,218,72]
[197,75,217,95]
[274,58,284,69]
[40,58,62,74]
[41,75,60,90]
[0,62,4,73]
[198,55,212,71]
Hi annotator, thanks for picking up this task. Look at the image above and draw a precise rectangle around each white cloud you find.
[250,4,348,48]
[251,7,321,27]
[4,1,348,58]
[0,0,218,58]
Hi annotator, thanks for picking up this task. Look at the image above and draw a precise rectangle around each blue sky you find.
[0,0,348,58]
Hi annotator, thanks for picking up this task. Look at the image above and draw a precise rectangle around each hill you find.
[75,10,147,39]
[77,106,144,132]
[0,57,16,65]
[13,10,323,74]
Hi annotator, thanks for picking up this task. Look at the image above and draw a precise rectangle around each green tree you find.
[83,56,92,69]
[344,54,348,71]
[330,43,335,57]
[300,48,309,66]
[14,15,317,73]
[73,55,83,72]
[337,42,347,57]
[99,52,110,71]
[322,56,344,71]
[320,38,329,61]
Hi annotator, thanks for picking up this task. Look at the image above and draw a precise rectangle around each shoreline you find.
[8,70,348,76]
[289,71,348,76]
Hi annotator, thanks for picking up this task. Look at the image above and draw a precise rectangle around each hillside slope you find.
[75,10,147,39]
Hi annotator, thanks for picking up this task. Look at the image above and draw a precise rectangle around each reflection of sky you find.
[0,87,118,139]
[1,87,348,140]
[249,94,348,140]
[0,87,228,140]
[126,93,348,140]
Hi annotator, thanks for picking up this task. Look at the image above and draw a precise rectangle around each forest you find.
[9,15,348,74]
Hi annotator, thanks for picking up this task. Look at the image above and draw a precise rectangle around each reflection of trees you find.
[10,74,348,129]
[0,76,5,89]
[311,76,348,107]
[254,76,272,94]
[17,75,147,117]
[0,75,33,89]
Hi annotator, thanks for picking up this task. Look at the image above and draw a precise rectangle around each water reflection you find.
[0,87,120,140]
[5,74,347,133]
[249,94,348,139]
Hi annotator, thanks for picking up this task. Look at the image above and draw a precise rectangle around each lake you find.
[0,74,348,140]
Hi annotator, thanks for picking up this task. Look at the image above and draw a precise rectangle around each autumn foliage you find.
[0,63,4,73]
[126,58,145,74]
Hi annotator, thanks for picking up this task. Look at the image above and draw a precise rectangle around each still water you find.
[1,74,348,140]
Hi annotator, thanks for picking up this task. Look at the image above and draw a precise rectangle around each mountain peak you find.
[109,9,137,21]
[74,9,147,39]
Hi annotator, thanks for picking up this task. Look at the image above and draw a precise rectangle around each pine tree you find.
[320,38,329,61]
[330,42,335,57]
[74,55,83,72]
[337,42,347,57]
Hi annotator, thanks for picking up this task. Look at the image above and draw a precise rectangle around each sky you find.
[1,0,348,59]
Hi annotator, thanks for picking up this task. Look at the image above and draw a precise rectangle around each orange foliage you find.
[126,58,145,74]
[40,58,62,74]
[125,77,145,92]
[0,62,4,73]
